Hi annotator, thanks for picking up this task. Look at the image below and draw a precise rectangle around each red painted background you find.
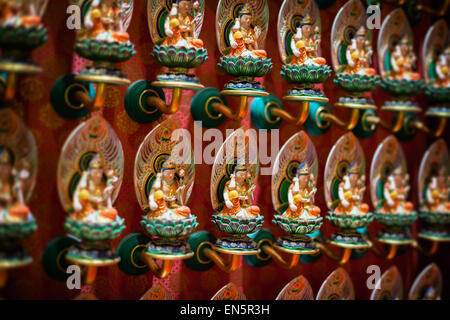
[4,0,449,299]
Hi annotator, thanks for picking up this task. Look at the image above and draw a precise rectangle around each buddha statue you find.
[72,153,120,223]
[290,14,326,66]
[0,148,32,223]
[435,46,450,88]
[0,0,41,27]
[424,166,450,213]
[344,26,376,76]
[163,0,204,48]
[219,163,260,218]
[147,160,191,220]
[381,164,414,214]
[228,3,267,58]
[281,162,320,220]
[390,35,421,81]
[334,162,369,216]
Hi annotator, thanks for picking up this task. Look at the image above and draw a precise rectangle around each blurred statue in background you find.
[344,26,376,76]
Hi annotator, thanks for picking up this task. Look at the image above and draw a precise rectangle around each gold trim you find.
[66,256,121,267]
[327,239,370,249]
[256,239,273,261]
[273,243,320,255]
[316,106,331,129]
[214,246,259,256]
[205,97,224,120]
[152,80,204,91]
[139,89,160,115]
[335,102,377,110]
[196,241,214,264]
[418,234,450,242]
[56,247,71,273]
[221,89,269,97]
[361,111,377,132]
[144,251,194,261]
[381,105,421,113]
[0,62,42,75]
[64,83,88,110]
[130,244,148,269]
[74,74,130,86]
[376,238,414,245]
[264,101,281,124]
[0,258,32,269]
[425,111,450,118]
[283,95,329,103]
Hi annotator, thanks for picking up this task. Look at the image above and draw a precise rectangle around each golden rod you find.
[147,87,183,114]
[4,72,17,102]
[203,248,240,273]
[261,246,299,269]
[270,100,310,126]
[85,266,97,285]
[411,240,439,256]
[211,96,249,121]
[139,251,174,279]
[412,118,447,138]
[416,0,449,16]
[320,108,360,130]
[315,243,352,265]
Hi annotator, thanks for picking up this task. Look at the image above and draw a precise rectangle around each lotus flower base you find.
[215,235,258,253]
[418,225,450,242]
[334,73,380,93]
[141,215,198,239]
[218,56,272,78]
[272,215,322,235]
[75,39,135,63]
[373,211,418,227]
[64,217,125,242]
[66,241,120,266]
[0,25,47,51]
[275,235,319,254]
[0,239,32,268]
[419,210,450,224]
[329,229,370,248]
[381,78,425,97]
[281,64,331,84]
[145,238,193,256]
[425,85,450,103]
[153,45,207,69]
[0,218,37,240]
[376,226,414,244]
[327,211,373,229]
[211,214,264,235]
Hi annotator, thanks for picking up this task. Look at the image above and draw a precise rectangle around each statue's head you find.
[398,35,410,55]
[296,162,310,187]
[88,153,104,185]
[177,0,192,17]
[234,163,248,185]
[0,147,13,181]
[391,163,404,186]
[299,14,313,38]
[347,162,360,185]
[355,26,366,48]
[161,159,176,183]
[238,3,253,29]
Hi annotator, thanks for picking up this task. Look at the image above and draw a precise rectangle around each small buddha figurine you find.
[334,162,369,216]
[163,0,203,48]
[390,35,421,81]
[148,160,191,220]
[344,26,376,76]
[219,163,260,218]
[72,153,120,223]
[290,14,326,66]
[424,166,450,213]
[381,164,414,214]
[0,0,20,26]
[228,3,267,58]
[282,162,320,220]
[0,148,32,223]
[19,0,41,28]
[435,46,450,88]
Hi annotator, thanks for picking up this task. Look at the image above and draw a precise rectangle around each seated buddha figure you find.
[219,163,260,218]
[344,26,376,76]
[148,160,191,220]
[435,46,450,88]
[381,164,414,214]
[0,148,32,223]
[282,163,320,220]
[72,154,119,223]
[228,3,267,59]
[84,0,130,43]
[334,162,369,216]
[163,0,204,48]
[290,14,326,66]
[425,166,450,213]
[389,35,421,81]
